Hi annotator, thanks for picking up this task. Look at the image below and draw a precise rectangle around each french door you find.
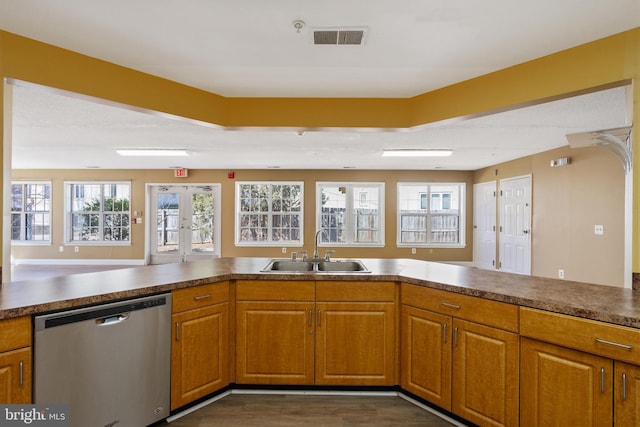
[148,184,221,264]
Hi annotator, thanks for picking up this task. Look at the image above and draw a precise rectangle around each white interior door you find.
[148,184,220,264]
[498,175,532,275]
[473,181,497,270]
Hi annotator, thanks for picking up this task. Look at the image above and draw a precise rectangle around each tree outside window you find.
[67,182,130,243]
[11,182,51,242]
[235,182,303,245]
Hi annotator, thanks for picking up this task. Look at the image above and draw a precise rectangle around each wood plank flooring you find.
[164,393,461,427]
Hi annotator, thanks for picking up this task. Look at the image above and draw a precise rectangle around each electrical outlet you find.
[594,224,604,235]
[74,246,79,253]
[59,246,64,252]
[558,269,565,279]
[411,248,416,254]
[281,247,287,254]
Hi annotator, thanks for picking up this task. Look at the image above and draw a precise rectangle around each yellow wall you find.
[1,27,639,273]
[474,146,625,287]
[11,168,474,263]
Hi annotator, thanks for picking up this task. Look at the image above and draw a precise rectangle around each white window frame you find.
[64,181,132,245]
[397,182,466,248]
[316,182,385,247]
[234,181,304,247]
[10,181,52,245]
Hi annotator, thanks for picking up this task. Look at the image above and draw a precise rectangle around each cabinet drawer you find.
[172,281,229,313]
[520,307,640,365]
[0,316,31,353]
[401,283,518,333]
[236,280,315,301]
[316,281,395,302]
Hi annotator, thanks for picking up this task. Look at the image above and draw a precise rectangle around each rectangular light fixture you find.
[116,148,190,156]
[382,149,453,157]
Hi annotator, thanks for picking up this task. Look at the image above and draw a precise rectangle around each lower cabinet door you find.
[401,305,452,410]
[315,302,396,386]
[452,319,519,427]
[520,337,613,427]
[615,361,640,426]
[236,301,315,385]
[171,302,229,410]
[0,347,31,404]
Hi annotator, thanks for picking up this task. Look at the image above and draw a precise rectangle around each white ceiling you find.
[1,1,638,170]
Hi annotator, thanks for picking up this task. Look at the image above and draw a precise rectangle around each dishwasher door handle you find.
[95,313,130,325]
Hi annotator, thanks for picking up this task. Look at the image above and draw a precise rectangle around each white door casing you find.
[147,184,221,264]
[498,175,532,275]
[473,181,497,271]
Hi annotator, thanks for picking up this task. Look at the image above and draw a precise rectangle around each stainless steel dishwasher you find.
[34,293,171,427]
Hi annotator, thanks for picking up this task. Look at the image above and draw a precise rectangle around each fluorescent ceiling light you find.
[382,149,453,157]
[116,148,190,156]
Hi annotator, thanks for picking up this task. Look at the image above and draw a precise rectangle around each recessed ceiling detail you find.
[313,28,367,45]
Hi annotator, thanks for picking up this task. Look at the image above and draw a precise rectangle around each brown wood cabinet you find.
[235,280,396,386]
[615,361,640,426]
[520,337,612,426]
[401,305,452,409]
[452,319,519,427]
[236,300,315,384]
[315,301,395,385]
[171,282,229,410]
[520,307,640,426]
[0,316,32,404]
[235,280,315,385]
[401,283,519,427]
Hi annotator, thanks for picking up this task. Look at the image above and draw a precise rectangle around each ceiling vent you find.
[312,27,367,45]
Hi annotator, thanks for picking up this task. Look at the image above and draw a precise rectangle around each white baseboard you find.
[11,258,145,266]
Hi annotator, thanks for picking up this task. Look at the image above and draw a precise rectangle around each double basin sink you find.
[261,259,369,273]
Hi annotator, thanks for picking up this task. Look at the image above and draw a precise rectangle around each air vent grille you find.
[313,28,367,45]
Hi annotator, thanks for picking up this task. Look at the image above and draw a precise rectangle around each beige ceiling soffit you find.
[566,125,633,173]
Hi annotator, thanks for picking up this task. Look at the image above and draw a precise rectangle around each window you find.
[65,182,131,244]
[235,182,303,246]
[317,182,384,246]
[397,183,465,247]
[11,182,51,243]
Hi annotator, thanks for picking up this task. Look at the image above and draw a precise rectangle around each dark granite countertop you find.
[1,257,639,328]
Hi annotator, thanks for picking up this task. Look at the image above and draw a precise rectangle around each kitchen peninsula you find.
[2,257,640,426]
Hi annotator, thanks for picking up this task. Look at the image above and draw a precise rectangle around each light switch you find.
[594,225,604,235]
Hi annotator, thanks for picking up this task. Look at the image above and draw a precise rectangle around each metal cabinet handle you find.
[194,294,212,301]
[443,323,448,344]
[623,373,628,401]
[317,310,321,327]
[175,322,180,341]
[453,327,459,347]
[309,310,313,327]
[601,367,606,394]
[595,338,633,350]
[441,302,461,310]
[19,360,23,386]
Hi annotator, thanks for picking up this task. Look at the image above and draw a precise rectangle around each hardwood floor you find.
[165,393,462,427]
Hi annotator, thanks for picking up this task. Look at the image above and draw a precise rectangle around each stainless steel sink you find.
[261,260,315,272]
[316,260,368,272]
[261,259,369,273]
